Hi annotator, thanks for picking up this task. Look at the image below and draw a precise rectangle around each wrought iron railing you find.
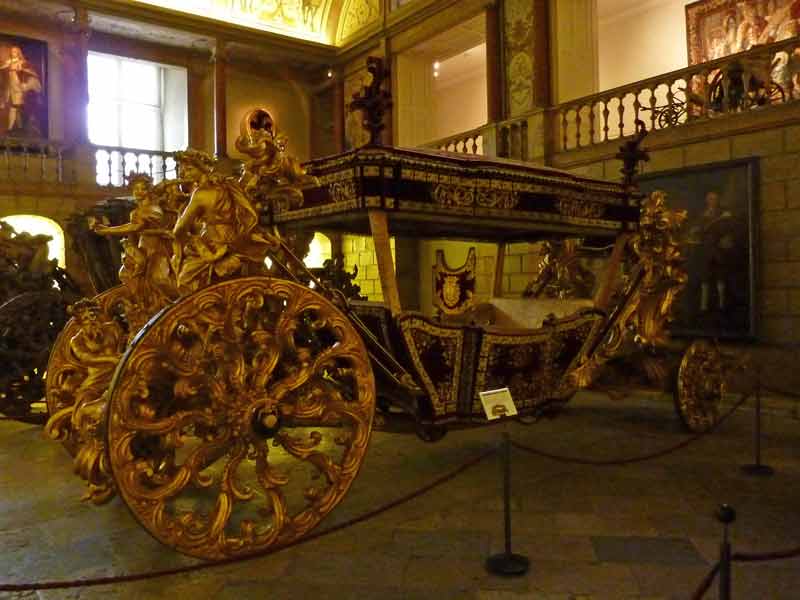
[92,145,176,187]
[0,138,72,184]
[557,37,800,151]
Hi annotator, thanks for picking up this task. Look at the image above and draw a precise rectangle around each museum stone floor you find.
[1,389,799,600]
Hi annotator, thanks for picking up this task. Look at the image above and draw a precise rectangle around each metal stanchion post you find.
[716,504,736,600]
[485,426,529,577]
[741,365,774,477]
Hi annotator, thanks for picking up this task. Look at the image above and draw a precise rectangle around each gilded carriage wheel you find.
[673,340,724,433]
[45,285,132,454]
[105,277,376,560]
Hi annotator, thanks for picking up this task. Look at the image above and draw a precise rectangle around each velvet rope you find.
[510,391,751,466]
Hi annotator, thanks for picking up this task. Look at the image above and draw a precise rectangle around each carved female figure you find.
[93,174,176,305]
[171,149,276,294]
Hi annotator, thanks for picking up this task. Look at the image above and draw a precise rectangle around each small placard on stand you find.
[480,387,529,576]
[479,387,518,421]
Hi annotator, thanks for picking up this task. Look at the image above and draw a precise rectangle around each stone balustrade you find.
[92,145,176,187]
[557,37,800,151]
[428,125,488,156]
[0,138,74,184]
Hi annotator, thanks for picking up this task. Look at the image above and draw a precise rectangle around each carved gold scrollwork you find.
[674,340,723,433]
[567,190,687,389]
[433,183,474,208]
[523,239,595,300]
[106,277,375,559]
[557,198,605,219]
[433,183,518,209]
[328,179,358,203]
[476,188,518,209]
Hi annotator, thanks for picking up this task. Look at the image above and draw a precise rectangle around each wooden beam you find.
[368,210,402,315]
[492,242,506,298]
[593,233,630,312]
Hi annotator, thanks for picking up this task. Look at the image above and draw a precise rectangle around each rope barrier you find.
[688,540,800,599]
[0,446,495,592]
[761,384,800,400]
[510,391,751,466]
[733,545,800,563]
[689,561,720,600]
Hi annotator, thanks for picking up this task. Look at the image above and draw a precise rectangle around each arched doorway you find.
[0,214,66,267]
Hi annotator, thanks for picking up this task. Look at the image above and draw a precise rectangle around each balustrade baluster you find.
[617,98,624,139]
[561,111,568,151]
[633,94,642,133]
[666,81,675,128]
[575,108,582,148]
[520,121,528,161]
[602,101,610,142]
[648,89,656,131]
[588,101,596,144]
[106,152,113,187]
[56,148,63,183]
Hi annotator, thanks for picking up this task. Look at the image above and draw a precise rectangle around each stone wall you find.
[562,120,800,344]
[342,234,396,302]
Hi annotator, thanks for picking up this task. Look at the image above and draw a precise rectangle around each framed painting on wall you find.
[686,0,800,65]
[638,159,758,340]
[0,34,48,138]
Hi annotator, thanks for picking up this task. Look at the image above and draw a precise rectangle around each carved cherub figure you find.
[235,108,318,214]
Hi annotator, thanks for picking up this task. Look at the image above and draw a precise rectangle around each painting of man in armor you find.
[0,35,46,138]
[639,160,756,339]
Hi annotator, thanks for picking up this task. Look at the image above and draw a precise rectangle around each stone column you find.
[486,2,503,123]
[187,56,210,152]
[212,39,229,158]
[61,8,96,185]
[61,7,90,145]
[333,76,345,153]
[549,0,598,103]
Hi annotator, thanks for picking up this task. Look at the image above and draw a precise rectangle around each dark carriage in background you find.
[0,221,80,421]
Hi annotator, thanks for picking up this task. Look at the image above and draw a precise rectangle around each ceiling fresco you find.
[131,0,335,43]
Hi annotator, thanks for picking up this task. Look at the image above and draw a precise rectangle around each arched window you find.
[304,232,332,269]
[0,214,66,267]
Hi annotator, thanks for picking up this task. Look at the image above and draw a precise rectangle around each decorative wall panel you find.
[503,0,535,117]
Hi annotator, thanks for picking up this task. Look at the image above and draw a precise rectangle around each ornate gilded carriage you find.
[41,107,722,561]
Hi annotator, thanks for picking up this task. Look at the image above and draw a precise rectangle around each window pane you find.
[88,101,120,146]
[120,104,161,150]
[87,53,119,100]
[120,60,160,106]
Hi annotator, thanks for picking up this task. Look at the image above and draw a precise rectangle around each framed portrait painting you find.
[686,0,800,65]
[638,159,758,340]
[0,34,48,138]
